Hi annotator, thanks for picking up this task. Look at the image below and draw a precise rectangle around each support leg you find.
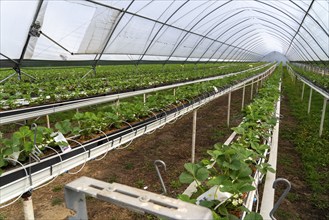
[227,92,231,127]
[22,191,35,220]
[143,94,146,104]
[242,84,246,110]
[301,83,305,100]
[250,80,254,100]
[46,115,50,129]
[191,110,197,163]
[319,98,327,137]
[64,187,88,220]
[308,88,313,114]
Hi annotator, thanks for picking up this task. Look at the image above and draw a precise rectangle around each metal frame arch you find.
[251,9,325,63]
[184,15,251,64]
[208,9,322,64]
[288,0,329,37]
[163,0,234,65]
[232,38,268,61]
[136,0,189,65]
[221,31,271,62]
[221,28,296,62]
[207,26,266,64]
[255,0,329,60]
[256,17,314,59]
[232,39,265,61]
[246,22,315,63]
[182,10,250,64]
[235,40,268,61]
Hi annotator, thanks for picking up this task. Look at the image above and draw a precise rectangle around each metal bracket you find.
[64,176,212,220]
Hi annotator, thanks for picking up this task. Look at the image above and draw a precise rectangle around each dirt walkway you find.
[1,87,252,220]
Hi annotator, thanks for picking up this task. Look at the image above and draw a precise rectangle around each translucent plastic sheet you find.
[0,0,328,64]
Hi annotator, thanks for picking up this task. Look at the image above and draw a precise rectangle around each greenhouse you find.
[0,0,328,219]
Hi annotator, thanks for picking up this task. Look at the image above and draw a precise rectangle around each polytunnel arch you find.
[0,0,328,66]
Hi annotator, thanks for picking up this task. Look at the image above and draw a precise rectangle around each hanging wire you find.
[65,138,88,174]
[94,128,111,161]
[116,121,135,150]
[33,146,63,190]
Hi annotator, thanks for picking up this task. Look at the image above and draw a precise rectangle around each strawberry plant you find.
[178,64,281,219]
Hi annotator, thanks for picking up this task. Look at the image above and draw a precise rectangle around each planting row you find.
[0,66,273,175]
[0,62,265,110]
[282,68,329,211]
[289,64,329,92]
[177,65,282,219]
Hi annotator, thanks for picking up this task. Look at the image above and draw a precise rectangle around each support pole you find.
[301,83,305,100]
[191,110,197,163]
[22,191,35,220]
[256,77,259,93]
[319,98,327,137]
[173,88,176,96]
[250,80,254,100]
[143,93,146,104]
[46,115,50,128]
[308,88,313,114]
[242,84,246,110]
[227,92,231,127]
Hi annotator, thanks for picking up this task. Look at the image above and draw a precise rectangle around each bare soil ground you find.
[2,82,322,220]
[1,87,249,220]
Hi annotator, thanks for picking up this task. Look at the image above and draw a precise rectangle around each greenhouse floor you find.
[1,82,326,219]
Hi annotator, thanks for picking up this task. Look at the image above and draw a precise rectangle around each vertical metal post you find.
[173,88,176,96]
[22,191,35,220]
[308,88,313,114]
[250,80,254,100]
[227,92,231,127]
[319,98,327,137]
[143,93,146,104]
[46,115,50,129]
[191,110,197,163]
[242,84,246,110]
[256,77,259,93]
[301,83,305,100]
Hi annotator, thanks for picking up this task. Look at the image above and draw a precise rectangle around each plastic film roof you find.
[0,0,328,65]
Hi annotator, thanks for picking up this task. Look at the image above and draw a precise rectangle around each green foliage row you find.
[289,64,329,91]
[178,65,282,220]
[0,62,264,110]
[282,67,329,211]
[0,66,268,175]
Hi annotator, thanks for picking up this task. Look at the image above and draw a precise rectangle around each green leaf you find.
[223,159,241,170]
[217,205,228,215]
[195,167,209,181]
[238,184,256,193]
[3,148,13,156]
[227,214,240,220]
[179,172,195,184]
[0,158,6,167]
[23,142,33,152]
[55,120,72,135]
[199,200,216,208]
[177,194,196,204]
[207,175,229,186]
[244,212,263,220]
[184,163,198,175]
